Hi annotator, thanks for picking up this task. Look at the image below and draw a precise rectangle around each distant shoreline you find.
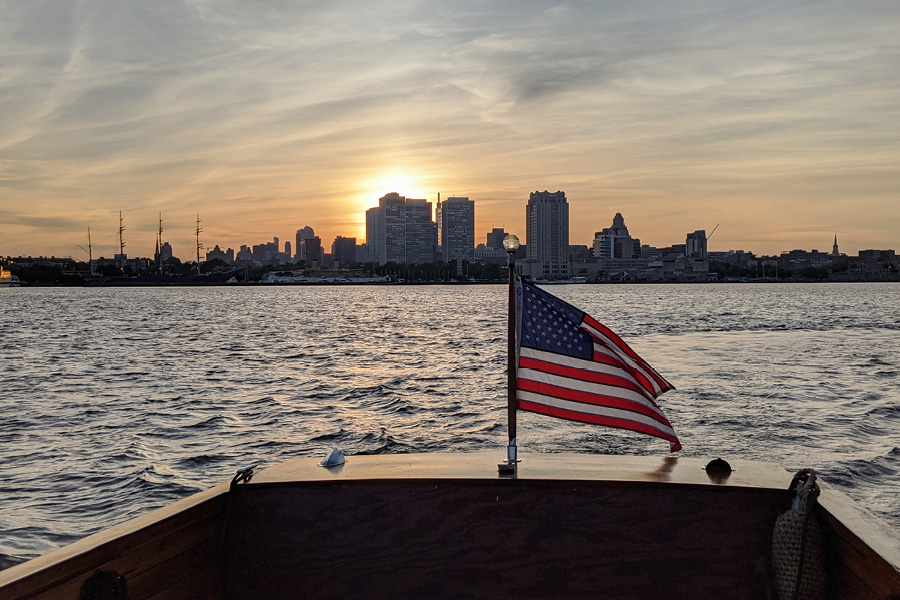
[7,278,899,288]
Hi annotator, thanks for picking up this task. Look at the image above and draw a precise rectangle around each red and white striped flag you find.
[515,278,681,451]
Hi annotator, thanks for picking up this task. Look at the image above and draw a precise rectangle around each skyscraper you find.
[332,236,357,266]
[685,230,707,259]
[300,236,321,266]
[526,190,569,280]
[295,226,315,259]
[440,197,474,266]
[593,213,641,259]
[365,207,381,264]
[366,193,435,265]
[486,228,507,250]
[381,192,407,264]
[405,199,434,264]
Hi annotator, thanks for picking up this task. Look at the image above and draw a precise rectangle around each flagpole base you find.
[498,439,519,473]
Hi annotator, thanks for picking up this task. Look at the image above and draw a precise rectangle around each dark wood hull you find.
[2,453,898,599]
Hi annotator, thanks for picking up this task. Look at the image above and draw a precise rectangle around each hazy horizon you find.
[2,1,898,258]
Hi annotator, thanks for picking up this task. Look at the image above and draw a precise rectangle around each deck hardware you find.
[319,447,346,468]
[498,438,519,473]
[704,458,733,481]
[79,569,128,599]
[231,464,258,490]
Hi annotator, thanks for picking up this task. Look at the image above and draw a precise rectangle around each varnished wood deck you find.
[1,453,898,599]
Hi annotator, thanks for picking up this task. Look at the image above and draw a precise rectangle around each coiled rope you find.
[771,468,826,600]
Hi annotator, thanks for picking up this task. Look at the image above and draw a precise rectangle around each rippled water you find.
[1,283,898,569]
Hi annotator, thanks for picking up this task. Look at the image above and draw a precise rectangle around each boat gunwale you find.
[1,452,898,596]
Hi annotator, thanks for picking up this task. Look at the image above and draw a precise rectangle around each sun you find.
[369,171,432,201]
[344,168,438,242]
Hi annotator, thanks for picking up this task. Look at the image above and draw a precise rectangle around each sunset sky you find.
[2,1,898,259]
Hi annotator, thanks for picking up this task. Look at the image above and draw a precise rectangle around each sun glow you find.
[368,171,432,201]
[349,169,437,242]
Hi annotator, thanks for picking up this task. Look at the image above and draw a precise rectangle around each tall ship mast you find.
[118,211,126,273]
[195,214,203,276]
[157,213,164,275]
[77,227,94,275]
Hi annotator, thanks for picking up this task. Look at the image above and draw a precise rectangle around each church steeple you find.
[831,233,840,257]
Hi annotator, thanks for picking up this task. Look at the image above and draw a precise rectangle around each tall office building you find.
[332,236,357,266]
[440,197,474,265]
[366,193,435,265]
[300,236,322,266]
[593,213,641,259]
[685,230,707,259]
[435,194,443,248]
[405,199,435,264]
[383,193,408,264]
[486,228,506,250]
[365,207,381,264]
[526,190,569,280]
[295,226,315,259]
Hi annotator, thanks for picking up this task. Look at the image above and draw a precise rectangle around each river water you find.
[1,282,898,568]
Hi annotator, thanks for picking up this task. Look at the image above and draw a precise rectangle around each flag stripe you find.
[520,346,648,392]
[583,316,673,393]
[517,364,663,417]
[591,349,658,399]
[517,395,680,447]
[516,378,672,426]
[586,329,666,396]
[518,355,651,399]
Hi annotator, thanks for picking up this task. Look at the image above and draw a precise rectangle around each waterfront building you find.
[686,231,708,259]
[857,250,897,274]
[406,199,435,264]
[593,213,640,260]
[366,193,435,265]
[332,236,357,266]
[93,256,151,274]
[569,245,591,260]
[780,249,832,269]
[525,190,570,280]
[366,208,381,264]
[300,236,322,267]
[382,193,407,264]
[440,196,474,267]
[474,244,507,265]
[236,245,253,263]
[295,226,315,259]
[205,245,234,264]
[436,195,443,248]
[486,228,507,250]
[252,239,280,265]
[159,242,173,262]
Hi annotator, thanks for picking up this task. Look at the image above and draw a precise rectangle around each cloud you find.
[1,0,898,256]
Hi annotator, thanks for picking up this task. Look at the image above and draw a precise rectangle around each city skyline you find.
[0,198,888,263]
[2,2,899,258]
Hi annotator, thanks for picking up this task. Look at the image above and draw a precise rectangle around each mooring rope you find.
[771,468,826,600]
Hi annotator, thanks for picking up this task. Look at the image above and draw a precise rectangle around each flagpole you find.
[500,234,520,473]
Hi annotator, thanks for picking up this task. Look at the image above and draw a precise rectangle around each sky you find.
[1,0,898,259]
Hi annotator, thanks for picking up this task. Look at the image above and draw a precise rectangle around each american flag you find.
[516,279,681,452]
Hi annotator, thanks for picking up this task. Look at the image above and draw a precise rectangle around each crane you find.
[708,224,719,240]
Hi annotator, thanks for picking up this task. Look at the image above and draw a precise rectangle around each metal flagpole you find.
[499,234,520,473]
